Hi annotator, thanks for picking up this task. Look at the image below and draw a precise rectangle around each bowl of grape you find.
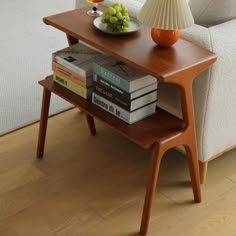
[93,2,142,35]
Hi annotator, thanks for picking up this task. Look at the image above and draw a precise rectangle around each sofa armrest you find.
[169,19,236,161]
[181,19,236,59]
[181,24,212,51]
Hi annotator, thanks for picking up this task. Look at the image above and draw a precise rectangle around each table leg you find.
[178,81,201,203]
[85,114,96,135]
[140,143,165,236]
[37,88,51,158]
[184,142,201,202]
[66,33,97,136]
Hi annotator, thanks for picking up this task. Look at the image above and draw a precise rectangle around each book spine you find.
[53,55,89,77]
[94,82,133,111]
[52,61,93,88]
[53,73,93,99]
[93,75,131,99]
[93,63,130,92]
[92,92,131,124]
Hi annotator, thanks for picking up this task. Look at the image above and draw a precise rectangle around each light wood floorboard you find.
[0,108,236,236]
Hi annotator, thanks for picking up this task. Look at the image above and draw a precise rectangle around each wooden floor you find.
[0,108,236,236]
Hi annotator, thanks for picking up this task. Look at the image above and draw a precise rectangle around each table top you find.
[43,6,217,83]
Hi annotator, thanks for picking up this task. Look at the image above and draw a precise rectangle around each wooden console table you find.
[37,6,217,235]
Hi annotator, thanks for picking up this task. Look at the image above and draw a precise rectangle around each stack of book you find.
[52,43,108,99]
[92,57,158,124]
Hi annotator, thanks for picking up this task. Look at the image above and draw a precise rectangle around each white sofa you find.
[75,0,236,183]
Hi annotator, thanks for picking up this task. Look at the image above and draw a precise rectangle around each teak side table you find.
[37,6,217,235]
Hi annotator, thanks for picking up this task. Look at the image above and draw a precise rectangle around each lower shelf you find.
[39,76,185,149]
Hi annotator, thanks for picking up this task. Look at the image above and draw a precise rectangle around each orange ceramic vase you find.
[151,28,180,47]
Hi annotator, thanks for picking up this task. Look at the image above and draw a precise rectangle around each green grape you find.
[102,14,109,22]
[103,2,130,32]
[116,24,122,31]
[110,16,118,24]
[123,20,129,27]
[114,6,121,13]
[111,7,117,15]
[122,27,128,32]
[121,5,128,13]
[116,12,123,20]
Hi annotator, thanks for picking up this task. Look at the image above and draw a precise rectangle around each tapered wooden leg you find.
[184,143,201,203]
[178,80,201,203]
[140,143,164,236]
[37,88,51,158]
[85,114,96,136]
[199,161,208,184]
[66,33,96,136]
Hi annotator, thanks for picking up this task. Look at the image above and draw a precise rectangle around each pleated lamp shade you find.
[138,0,194,30]
[138,0,194,46]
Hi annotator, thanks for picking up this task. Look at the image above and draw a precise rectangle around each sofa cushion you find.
[190,0,236,27]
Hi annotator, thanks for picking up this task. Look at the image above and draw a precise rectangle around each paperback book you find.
[52,61,93,88]
[93,74,158,100]
[94,82,158,111]
[53,43,108,77]
[53,73,93,99]
[93,57,157,93]
[92,92,156,124]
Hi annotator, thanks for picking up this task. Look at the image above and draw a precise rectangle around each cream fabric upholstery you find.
[189,0,236,27]
[160,21,236,161]
[75,0,236,163]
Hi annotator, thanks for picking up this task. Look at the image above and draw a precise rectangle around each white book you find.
[52,43,108,77]
[92,92,156,124]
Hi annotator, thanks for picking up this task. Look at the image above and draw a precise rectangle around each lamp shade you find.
[138,0,194,30]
